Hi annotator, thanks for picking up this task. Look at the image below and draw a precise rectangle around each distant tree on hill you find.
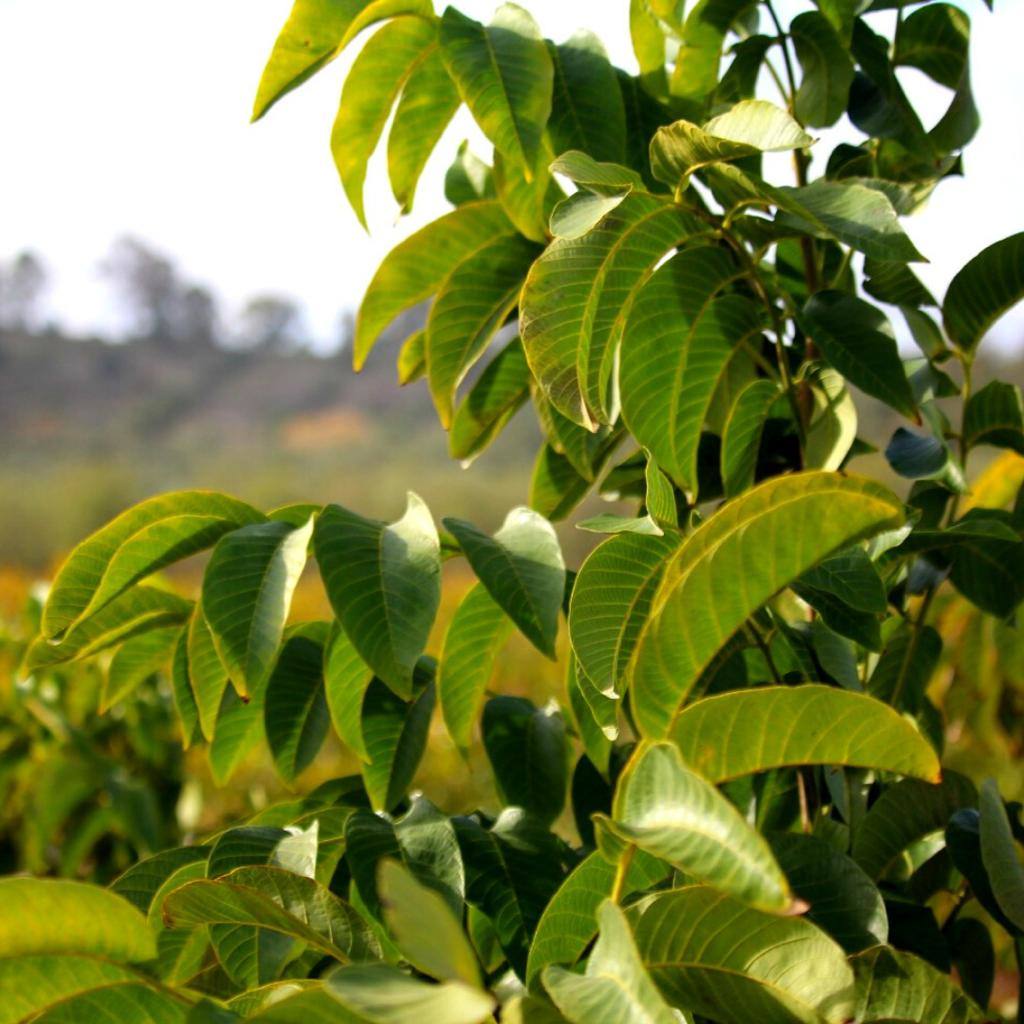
[102,236,221,350]
[0,251,47,331]
[236,294,305,352]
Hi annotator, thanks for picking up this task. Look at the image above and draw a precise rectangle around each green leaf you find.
[26,982,190,1024]
[791,12,854,128]
[864,257,936,308]
[334,0,435,51]
[362,670,436,812]
[569,530,679,696]
[387,43,461,214]
[208,686,265,786]
[885,427,965,492]
[671,0,760,116]
[444,142,495,206]
[111,846,211,914]
[202,516,313,698]
[670,685,941,784]
[251,0,368,120]
[327,963,495,1024]
[962,380,1024,454]
[529,442,592,521]
[493,143,562,243]
[444,507,564,658]
[26,585,192,670]
[378,859,480,986]
[547,31,626,164]
[101,623,181,711]
[894,2,970,90]
[453,811,568,976]
[633,886,856,1024]
[439,4,553,176]
[207,826,292,879]
[607,742,795,912]
[331,17,435,228]
[482,697,568,825]
[264,626,331,783]
[720,378,780,497]
[42,490,263,640]
[526,850,668,985]
[163,865,379,964]
[943,232,1024,355]
[851,772,977,880]
[396,328,426,385]
[799,548,887,614]
[545,901,678,1024]
[0,955,147,1024]
[170,629,201,747]
[188,605,231,740]
[651,100,813,185]
[426,233,538,427]
[771,176,924,263]
[801,292,917,419]
[520,192,703,427]
[355,200,513,369]
[620,248,763,494]
[767,832,887,952]
[631,472,905,736]
[0,878,156,962]
[850,945,985,1024]
[979,777,1024,931]
[315,494,440,698]
[449,337,531,462]
[439,582,514,753]
[324,621,374,762]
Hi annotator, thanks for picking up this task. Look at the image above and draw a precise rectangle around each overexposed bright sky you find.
[0,0,1021,350]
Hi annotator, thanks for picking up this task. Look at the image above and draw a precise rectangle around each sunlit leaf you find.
[670,685,940,784]
[545,901,678,1024]
[439,4,553,176]
[41,491,263,640]
[0,878,156,962]
[315,494,440,698]
[444,507,564,658]
[634,886,855,1024]
[606,742,795,912]
[439,583,514,753]
[631,472,904,736]
[202,516,313,698]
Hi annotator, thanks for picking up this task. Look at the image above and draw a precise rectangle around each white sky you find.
[0,0,1021,350]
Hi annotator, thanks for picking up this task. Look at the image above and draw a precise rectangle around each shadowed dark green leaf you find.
[979,777,1024,931]
[444,507,564,657]
[852,773,977,880]
[791,12,853,127]
[943,232,1024,356]
[720,378,780,497]
[802,291,917,418]
[482,696,568,825]
[361,669,436,812]
[324,621,374,762]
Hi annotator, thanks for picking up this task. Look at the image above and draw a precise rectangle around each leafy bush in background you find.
[4,0,1024,1021]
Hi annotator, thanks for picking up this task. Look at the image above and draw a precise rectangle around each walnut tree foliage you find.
[6,0,1024,1021]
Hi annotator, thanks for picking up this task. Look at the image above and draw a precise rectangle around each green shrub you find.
[5,1,1024,1021]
